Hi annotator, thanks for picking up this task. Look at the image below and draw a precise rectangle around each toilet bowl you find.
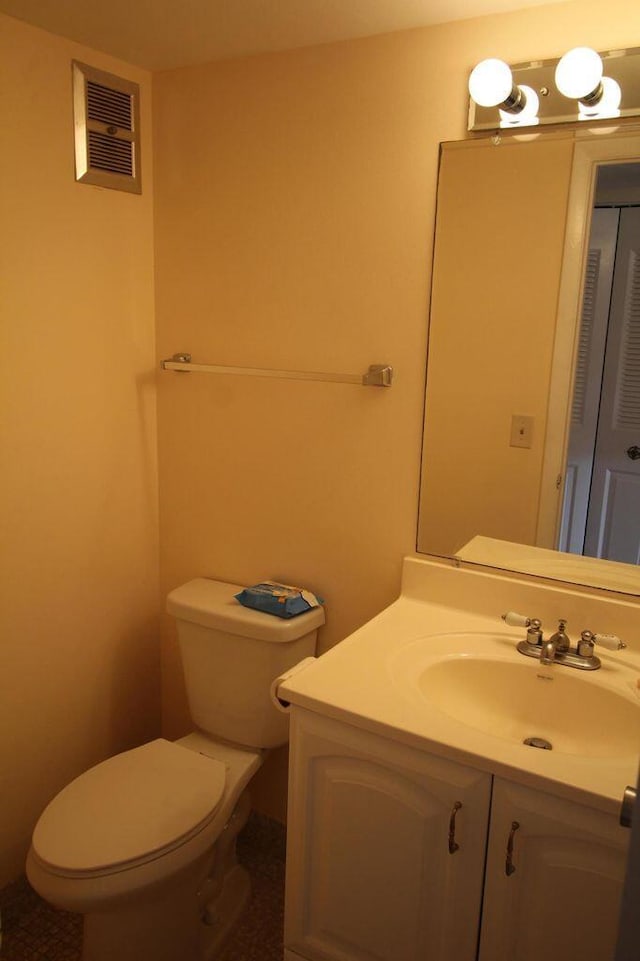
[26,578,324,961]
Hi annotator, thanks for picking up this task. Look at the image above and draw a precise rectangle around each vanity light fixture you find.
[500,84,540,127]
[468,46,640,131]
[555,47,604,103]
[555,47,622,120]
[468,59,525,112]
[468,59,539,127]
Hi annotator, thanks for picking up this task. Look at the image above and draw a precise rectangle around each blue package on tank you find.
[235,581,324,618]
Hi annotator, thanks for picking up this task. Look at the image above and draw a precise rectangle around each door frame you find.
[536,130,640,549]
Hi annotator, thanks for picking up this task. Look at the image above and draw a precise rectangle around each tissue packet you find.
[235,581,323,619]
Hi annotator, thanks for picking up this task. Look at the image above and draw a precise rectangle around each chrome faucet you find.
[540,619,569,665]
[502,612,626,671]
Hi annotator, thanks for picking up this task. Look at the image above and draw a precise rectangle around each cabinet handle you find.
[448,801,462,854]
[505,820,520,876]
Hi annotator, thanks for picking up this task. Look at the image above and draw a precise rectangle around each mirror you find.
[417,128,640,595]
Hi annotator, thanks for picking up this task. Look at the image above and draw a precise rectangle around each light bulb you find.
[469,59,514,108]
[555,47,603,100]
[499,84,539,126]
[579,76,621,119]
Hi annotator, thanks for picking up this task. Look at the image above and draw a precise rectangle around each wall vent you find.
[72,61,141,194]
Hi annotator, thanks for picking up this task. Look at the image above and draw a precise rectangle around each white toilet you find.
[26,577,324,961]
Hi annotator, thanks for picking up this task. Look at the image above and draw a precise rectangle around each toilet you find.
[26,578,324,961]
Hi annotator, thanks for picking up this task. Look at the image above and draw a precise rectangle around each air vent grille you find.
[87,80,133,130]
[72,61,141,194]
[88,131,134,176]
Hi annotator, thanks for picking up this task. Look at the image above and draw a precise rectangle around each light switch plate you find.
[510,415,534,449]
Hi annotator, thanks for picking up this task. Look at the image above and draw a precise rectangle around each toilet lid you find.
[32,739,227,876]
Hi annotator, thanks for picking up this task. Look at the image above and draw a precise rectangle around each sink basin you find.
[419,655,639,758]
[390,631,640,761]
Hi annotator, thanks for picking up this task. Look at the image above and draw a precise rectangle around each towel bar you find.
[161,353,393,387]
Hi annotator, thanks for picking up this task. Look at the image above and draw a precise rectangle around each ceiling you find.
[0,0,570,71]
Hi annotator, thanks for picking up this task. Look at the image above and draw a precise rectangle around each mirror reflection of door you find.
[559,163,640,564]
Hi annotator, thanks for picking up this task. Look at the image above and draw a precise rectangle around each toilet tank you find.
[166,578,324,749]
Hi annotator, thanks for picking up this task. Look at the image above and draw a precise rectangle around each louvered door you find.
[558,207,619,553]
[584,205,640,563]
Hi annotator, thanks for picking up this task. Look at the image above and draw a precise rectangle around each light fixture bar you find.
[468,46,640,131]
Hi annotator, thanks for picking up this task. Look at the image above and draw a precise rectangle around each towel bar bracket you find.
[363,365,394,387]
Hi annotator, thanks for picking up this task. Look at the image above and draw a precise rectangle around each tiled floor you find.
[0,879,81,961]
[0,813,286,961]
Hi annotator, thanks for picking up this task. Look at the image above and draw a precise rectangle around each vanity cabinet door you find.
[284,708,491,961]
[478,777,629,961]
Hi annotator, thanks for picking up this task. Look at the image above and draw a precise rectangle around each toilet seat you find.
[31,739,227,878]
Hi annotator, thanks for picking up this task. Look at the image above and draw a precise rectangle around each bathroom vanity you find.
[279,556,640,961]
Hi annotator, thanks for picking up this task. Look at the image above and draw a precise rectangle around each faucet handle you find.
[502,612,543,646]
[593,633,626,651]
[502,612,536,627]
[578,630,627,657]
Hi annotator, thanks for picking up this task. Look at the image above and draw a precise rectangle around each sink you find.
[389,632,640,759]
[419,654,639,758]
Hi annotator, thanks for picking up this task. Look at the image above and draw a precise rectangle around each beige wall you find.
[153,31,434,814]
[0,16,160,885]
[154,0,640,819]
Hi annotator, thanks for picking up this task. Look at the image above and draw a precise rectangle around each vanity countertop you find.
[279,556,640,815]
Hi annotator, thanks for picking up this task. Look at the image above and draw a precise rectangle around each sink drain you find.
[523,736,553,750]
